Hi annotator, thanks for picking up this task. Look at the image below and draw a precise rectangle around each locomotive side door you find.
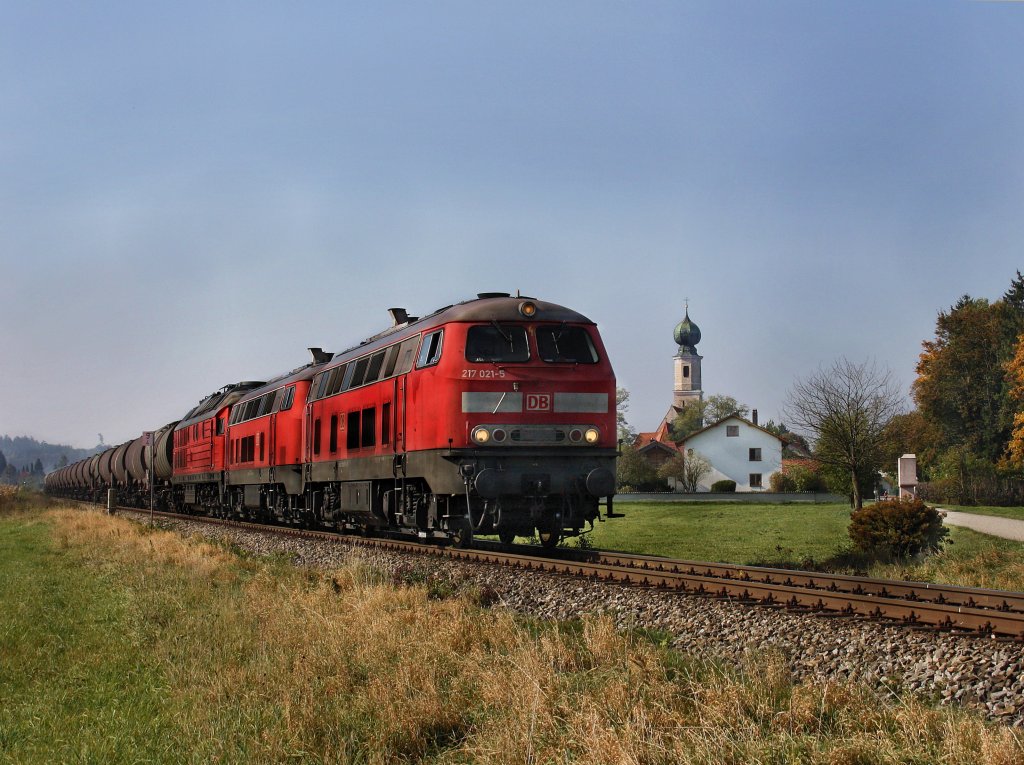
[395,376,405,455]
[391,375,407,480]
[303,401,315,482]
[268,411,277,467]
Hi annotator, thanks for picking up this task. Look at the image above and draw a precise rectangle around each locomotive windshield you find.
[466,323,530,363]
[537,325,599,364]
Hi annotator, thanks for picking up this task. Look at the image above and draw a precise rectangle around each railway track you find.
[106,503,1024,640]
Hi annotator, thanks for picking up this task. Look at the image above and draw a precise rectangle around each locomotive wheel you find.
[498,529,516,545]
[451,518,474,548]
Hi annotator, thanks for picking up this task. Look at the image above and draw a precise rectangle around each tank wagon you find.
[47,293,619,547]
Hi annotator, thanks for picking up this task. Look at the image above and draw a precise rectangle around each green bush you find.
[848,497,948,559]
[769,472,796,492]
[710,480,736,493]
[787,464,825,492]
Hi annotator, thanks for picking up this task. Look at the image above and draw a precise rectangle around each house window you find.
[749,448,761,462]
[726,425,739,437]
[683,366,690,378]
[749,473,763,488]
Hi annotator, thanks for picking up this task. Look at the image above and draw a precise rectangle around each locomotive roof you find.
[234,362,323,404]
[333,294,595,361]
[176,380,266,429]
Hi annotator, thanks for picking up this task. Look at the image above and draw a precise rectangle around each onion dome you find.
[673,308,701,355]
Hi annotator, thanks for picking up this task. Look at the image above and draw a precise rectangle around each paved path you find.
[939,510,1024,542]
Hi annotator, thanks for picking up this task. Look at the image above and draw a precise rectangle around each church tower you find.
[672,307,703,409]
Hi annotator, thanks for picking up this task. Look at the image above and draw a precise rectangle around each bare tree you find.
[657,450,712,492]
[784,358,903,509]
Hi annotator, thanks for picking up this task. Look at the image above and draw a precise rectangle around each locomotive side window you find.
[361,408,376,448]
[279,385,295,412]
[416,330,444,368]
[315,372,330,400]
[313,418,322,456]
[466,324,530,363]
[365,350,386,384]
[259,393,274,416]
[350,356,371,388]
[329,414,339,453]
[383,344,401,378]
[397,336,420,374]
[327,365,348,396]
[347,411,360,450]
[381,401,391,445]
[536,325,599,364]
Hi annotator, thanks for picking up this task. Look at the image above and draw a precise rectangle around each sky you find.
[1,1,1022,450]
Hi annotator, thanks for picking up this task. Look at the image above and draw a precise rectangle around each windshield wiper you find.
[491,320,515,350]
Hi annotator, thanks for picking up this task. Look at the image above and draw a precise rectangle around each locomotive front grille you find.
[510,427,566,443]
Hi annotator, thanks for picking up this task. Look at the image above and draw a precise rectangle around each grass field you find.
[582,501,1024,591]
[586,501,855,566]
[3,492,1022,764]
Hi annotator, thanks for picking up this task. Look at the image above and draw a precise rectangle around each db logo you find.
[526,394,551,411]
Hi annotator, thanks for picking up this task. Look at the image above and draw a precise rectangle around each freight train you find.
[45,293,619,547]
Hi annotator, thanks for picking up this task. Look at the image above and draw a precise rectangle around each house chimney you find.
[752,409,758,426]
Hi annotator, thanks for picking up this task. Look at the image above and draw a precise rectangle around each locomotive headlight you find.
[518,301,538,318]
[472,427,491,444]
[584,428,600,444]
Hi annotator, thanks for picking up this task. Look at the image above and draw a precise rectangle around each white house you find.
[679,414,783,492]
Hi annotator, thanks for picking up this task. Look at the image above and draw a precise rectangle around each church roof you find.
[674,307,701,355]
[634,432,680,455]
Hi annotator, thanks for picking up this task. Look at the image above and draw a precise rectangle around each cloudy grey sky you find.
[1,1,1022,449]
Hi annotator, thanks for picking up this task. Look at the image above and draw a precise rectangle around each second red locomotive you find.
[47,293,619,547]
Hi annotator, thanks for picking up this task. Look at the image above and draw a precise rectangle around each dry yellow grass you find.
[26,504,1024,763]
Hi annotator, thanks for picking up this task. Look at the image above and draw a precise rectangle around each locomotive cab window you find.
[416,330,444,368]
[279,385,295,412]
[465,324,530,363]
[537,325,598,364]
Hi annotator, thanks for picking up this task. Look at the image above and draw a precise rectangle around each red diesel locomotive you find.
[46,293,619,547]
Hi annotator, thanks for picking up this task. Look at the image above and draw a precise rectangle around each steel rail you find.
[587,552,1024,614]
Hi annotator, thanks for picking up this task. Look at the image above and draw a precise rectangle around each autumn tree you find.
[914,281,1024,466]
[879,410,943,478]
[784,358,903,509]
[1003,332,1024,469]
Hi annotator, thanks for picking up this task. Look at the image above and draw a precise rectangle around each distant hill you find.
[0,435,105,475]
